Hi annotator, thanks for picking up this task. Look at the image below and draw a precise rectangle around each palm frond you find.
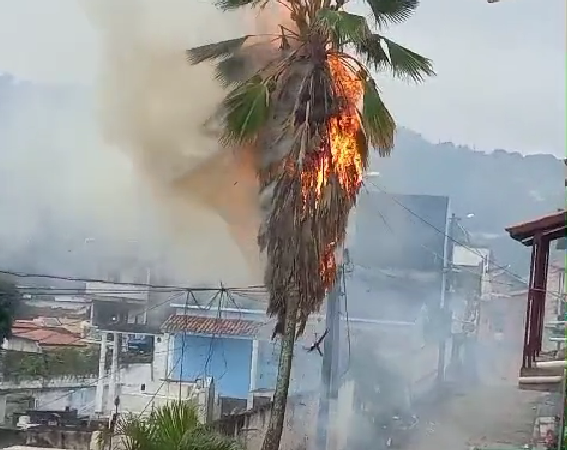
[354,35,390,73]
[220,75,271,145]
[115,414,155,450]
[215,55,250,87]
[151,401,200,447]
[181,429,242,450]
[356,34,434,82]
[381,37,435,82]
[360,78,396,155]
[216,0,258,10]
[116,402,241,450]
[316,9,371,47]
[187,36,250,65]
[364,0,419,27]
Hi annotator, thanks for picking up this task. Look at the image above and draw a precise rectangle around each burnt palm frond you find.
[187,36,250,64]
[220,74,272,146]
[364,0,419,28]
[360,78,396,155]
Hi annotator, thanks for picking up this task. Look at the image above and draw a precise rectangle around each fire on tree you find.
[187,0,433,448]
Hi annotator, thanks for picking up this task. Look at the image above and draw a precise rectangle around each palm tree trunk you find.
[261,300,297,450]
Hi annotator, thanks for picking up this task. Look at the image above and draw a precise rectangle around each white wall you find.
[34,387,96,414]
[2,337,41,353]
[85,282,149,302]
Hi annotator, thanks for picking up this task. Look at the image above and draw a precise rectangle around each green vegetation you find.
[112,401,240,450]
[0,277,20,343]
[1,347,99,381]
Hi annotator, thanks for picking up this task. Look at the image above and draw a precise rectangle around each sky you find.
[0,0,564,156]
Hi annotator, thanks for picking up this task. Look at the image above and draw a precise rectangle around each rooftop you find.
[11,320,84,347]
[506,210,566,246]
[161,314,263,337]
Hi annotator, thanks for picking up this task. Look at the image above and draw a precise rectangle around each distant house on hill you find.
[4,320,85,352]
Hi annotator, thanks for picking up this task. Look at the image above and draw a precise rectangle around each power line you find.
[364,180,535,286]
[353,189,564,300]
[30,291,228,412]
[0,268,267,293]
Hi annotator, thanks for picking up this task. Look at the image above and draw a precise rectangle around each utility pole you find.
[437,213,457,387]
[317,255,343,450]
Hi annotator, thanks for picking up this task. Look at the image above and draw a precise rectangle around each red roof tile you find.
[161,314,261,337]
[12,324,85,347]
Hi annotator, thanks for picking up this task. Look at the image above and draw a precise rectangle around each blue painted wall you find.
[173,334,253,399]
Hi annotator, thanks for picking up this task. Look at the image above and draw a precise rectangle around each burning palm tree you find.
[188,1,433,448]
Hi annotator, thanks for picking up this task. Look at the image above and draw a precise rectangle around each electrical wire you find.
[365,179,533,284]
[364,179,566,299]
[31,290,227,412]
[0,268,267,293]
[138,351,185,416]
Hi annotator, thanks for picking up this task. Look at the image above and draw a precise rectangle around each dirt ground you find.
[408,343,545,450]
[409,383,542,450]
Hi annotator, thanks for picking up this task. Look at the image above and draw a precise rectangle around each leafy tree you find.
[0,276,20,344]
[113,402,240,450]
[188,1,433,449]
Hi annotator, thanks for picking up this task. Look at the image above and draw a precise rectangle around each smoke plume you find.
[87,0,267,285]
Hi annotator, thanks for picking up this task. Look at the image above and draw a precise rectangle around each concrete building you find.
[347,187,453,398]
[0,318,98,427]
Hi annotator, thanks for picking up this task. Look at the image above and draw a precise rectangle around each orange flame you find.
[301,55,365,287]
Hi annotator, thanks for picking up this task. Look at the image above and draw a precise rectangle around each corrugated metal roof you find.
[161,314,262,336]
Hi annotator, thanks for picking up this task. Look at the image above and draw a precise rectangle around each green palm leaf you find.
[151,401,200,447]
[354,36,390,72]
[187,36,250,65]
[316,9,371,47]
[357,34,434,82]
[220,74,271,145]
[115,414,155,450]
[381,36,435,81]
[115,402,236,450]
[364,0,419,27]
[360,78,396,155]
[180,429,242,450]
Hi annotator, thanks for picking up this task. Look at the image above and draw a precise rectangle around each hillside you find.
[371,128,564,276]
[0,74,563,278]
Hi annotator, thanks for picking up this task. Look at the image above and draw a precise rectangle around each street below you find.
[408,381,542,450]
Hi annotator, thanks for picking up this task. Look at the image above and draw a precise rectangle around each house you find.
[161,299,326,411]
[5,320,85,351]
[0,320,98,427]
[505,209,566,391]
[87,267,179,416]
